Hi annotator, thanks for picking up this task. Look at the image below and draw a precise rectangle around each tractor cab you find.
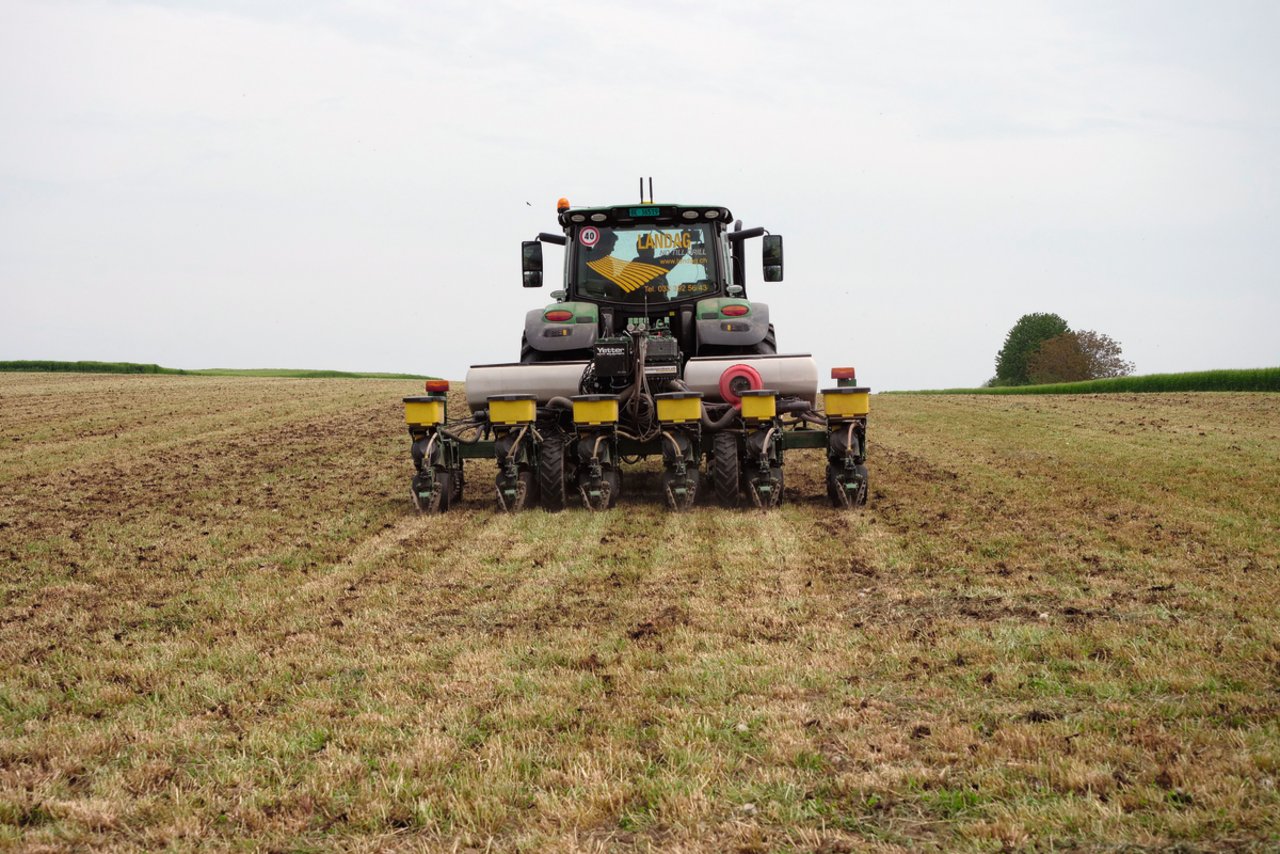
[407,190,871,515]
[520,202,783,363]
[559,205,732,307]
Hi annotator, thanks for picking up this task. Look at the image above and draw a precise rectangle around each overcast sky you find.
[2,0,1277,389]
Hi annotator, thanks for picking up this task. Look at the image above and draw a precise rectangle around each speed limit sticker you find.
[579,226,600,247]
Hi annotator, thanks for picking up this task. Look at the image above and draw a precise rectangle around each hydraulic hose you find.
[778,397,813,413]
[506,424,530,461]
[702,407,739,431]
[760,426,777,459]
[621,332,660,442]
[660,429,684,460]
[440,417,487,443]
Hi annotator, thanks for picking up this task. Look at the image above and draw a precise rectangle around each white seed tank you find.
[464,354,818,411]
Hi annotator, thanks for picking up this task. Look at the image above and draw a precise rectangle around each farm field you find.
[1,373,1278,851]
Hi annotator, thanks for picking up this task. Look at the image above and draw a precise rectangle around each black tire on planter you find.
[712,431,742,508]
[538,435,568,512]
[826,465,842,507]
[436,470,454,512]
[660,468,698,511]
[606,467,621,508]
[825,464,869,508]
[495,469,535,511]
[451,464,464,504]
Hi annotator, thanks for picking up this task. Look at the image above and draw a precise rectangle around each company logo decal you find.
[586,257,667,294]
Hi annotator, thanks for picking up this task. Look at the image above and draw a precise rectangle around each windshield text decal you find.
[637,232,691,251]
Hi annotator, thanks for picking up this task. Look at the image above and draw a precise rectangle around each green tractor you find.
[404,190,870,512]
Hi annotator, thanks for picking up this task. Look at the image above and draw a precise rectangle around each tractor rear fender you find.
[524,303,599,353]
[695,299,770,348]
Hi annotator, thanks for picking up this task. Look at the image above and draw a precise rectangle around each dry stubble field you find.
[1,373,1278,852]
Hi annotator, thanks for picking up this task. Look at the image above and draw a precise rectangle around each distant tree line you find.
[989,313,1134,387]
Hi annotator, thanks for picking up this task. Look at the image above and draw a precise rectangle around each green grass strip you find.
[0,360,430,380]
[186,368,431,380]
[895,367,1280,395]
[0,360,184,375]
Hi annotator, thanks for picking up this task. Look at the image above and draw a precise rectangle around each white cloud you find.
[1,0,1277,387]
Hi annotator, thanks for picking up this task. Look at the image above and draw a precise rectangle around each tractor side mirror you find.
[762,234,784,282]
[521,241,543,288]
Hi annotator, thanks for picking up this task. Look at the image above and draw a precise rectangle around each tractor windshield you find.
[573,223,718,304]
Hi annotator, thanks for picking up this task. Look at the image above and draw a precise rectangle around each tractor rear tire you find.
[521,334,592,365]
[751,324,777,355]
[539,435,568,512]
[519,334,540,364]
[712,431,742,508]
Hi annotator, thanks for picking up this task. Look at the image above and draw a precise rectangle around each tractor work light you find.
[655,391,702,425]
[425,379,450,393]
[572,394,619,426]
[404,394,446,428]
[739,388,778,422]
[488,394,536,426]
[823,387,871,418]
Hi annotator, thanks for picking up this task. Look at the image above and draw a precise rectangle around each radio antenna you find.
[639,177,643,202]
[648,177,654,203]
